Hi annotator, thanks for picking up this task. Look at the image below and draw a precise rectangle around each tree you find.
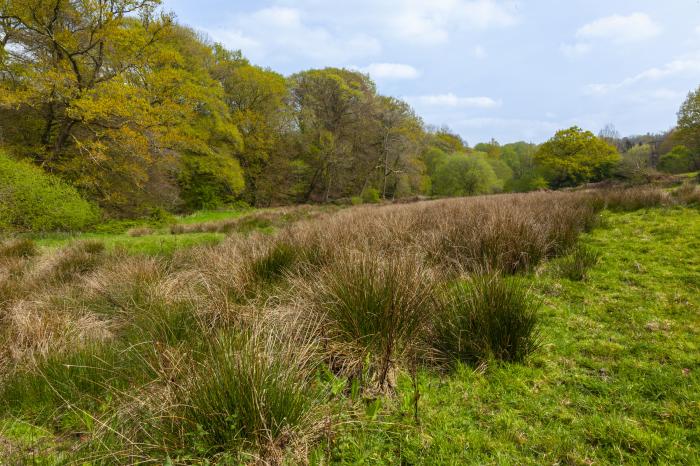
[211,49,289,205]
[288,68,376,202]
[430,127,467,153]
[0,2,245,214]
[431,153,500,197]
[616,144,653,182]
[372,96,424,199]
[535,127,620,188]
[658,145,698,174]
[676,86,700,152]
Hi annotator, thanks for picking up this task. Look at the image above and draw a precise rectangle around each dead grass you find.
[126,227,155,237]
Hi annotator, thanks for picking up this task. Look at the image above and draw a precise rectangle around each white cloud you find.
[695,25,700,35]
[472,45,488,59]
[576,13,661,44]
[560,42,592,58]
[586,54,700,95]
[353,63,420,79]
[388,0,518,45]
[206,7,381,64]
[407,93,502,108]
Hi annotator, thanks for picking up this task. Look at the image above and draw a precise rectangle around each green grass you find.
[176,207,250,225]
[32,231,224,255]
[26,207,251,255]
[323,206,700,464]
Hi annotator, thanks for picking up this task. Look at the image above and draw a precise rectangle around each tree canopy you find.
[535,127,620,188]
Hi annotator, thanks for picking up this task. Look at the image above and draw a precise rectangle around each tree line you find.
[1,0,698,221]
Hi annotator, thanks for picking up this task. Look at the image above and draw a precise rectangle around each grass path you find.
[333,207,700,464]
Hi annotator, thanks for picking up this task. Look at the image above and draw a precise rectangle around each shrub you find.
[0,153,100,232]
[557,244,600,281]
[309,253,436,389]
[361,188,381,204]
[432,273,540,366]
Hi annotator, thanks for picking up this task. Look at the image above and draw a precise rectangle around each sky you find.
[163,0,700,145]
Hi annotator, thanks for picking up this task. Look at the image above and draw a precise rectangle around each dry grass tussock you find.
[0,185,693,462]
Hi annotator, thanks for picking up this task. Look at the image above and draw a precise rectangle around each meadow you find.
[0,185,698,464]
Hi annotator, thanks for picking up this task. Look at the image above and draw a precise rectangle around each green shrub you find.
[350,196,363,206]
[557,244,600,281]
[361,188,381,204]
[0,153,100,232]
[432,274,540,366]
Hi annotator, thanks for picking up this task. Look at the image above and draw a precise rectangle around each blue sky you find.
[163,0,700,144]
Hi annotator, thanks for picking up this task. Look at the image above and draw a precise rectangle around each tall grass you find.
[557,244,600,281]
[587,186,668,212]
[432,273,540,366]
[307,253,436,389]
[173,326,322,460]
[0,238,38,259]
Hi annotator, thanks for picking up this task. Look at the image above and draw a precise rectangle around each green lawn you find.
[328,207,700,465]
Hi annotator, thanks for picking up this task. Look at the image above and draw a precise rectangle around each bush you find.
[432,274,540,365]
[361,188,381,204]
[0,153,100,232]
[557,244,600,281]
[309,253,436,389]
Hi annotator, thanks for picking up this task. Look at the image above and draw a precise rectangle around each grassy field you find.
[329,207,700,464]
[24,208,249,255]
[0,188,698,464]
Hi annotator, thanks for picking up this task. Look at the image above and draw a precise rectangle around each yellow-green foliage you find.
[535,126,620,188]
[0,153,99,232]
